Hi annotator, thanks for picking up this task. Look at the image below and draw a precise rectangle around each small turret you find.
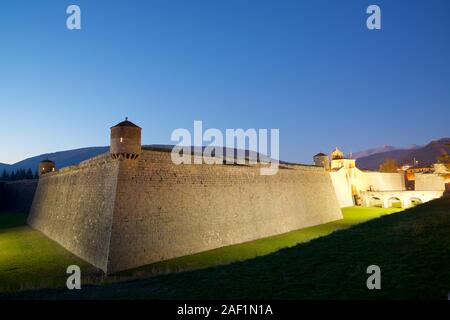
[313,153,330,170]
[39,159,56,176]
[110,117,142,160]
[331,147,344,160]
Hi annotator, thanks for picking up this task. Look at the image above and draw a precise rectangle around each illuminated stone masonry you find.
[28,119,343,274]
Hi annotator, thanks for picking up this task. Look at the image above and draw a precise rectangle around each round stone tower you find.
[313,153,330,170]
[39,159,56,176]
[110,117,142,159]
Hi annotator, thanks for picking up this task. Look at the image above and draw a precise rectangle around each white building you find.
[314,148,445,208]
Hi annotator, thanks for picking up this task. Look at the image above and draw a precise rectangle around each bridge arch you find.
[386,196,402,208]
[360,190,443,209]
[368,196,383,208]
[409,197,423,207]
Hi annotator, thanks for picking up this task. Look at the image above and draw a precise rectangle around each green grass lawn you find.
[0,206,400,294]
[7,197,447,300]
[0,213,99,292]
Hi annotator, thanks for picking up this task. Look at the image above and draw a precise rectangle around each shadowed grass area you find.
[6,198,448,300]
[117,206,401,279]
[0,213,28,229]
[0,206,400,294]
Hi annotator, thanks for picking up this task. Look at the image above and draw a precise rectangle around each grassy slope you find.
[5,198,450,300]
[0,206,401,297]
[0,213,98,292]
[95,198,448,300]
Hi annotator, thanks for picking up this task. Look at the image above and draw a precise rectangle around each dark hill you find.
[356,138,450,170]
[3,147,110,174]
[0,145,280,174]
[352,145,398,159]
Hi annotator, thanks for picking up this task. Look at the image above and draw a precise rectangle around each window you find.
[120,137,123,143]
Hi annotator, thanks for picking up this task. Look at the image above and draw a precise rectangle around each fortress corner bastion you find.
[28,119,343,274]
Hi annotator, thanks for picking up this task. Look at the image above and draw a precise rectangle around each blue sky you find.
[0,0,449,164]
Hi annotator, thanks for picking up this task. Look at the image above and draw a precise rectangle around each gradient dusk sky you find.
[0,0,449,164]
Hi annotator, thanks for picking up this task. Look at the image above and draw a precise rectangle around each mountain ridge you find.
[356,138,450,170]
[2,138,448,174]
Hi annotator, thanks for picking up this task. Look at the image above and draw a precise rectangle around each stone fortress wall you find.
[107,151,342,273]
[415,173,447,191]
[28,119,445,274]
[356,171,405,192]
[28,154,120,271]
[329,169,354,208]
[28,148,343,274]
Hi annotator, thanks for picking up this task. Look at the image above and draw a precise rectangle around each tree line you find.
[0,168,38,181]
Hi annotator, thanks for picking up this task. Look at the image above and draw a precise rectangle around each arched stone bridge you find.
[360,190,444,209]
